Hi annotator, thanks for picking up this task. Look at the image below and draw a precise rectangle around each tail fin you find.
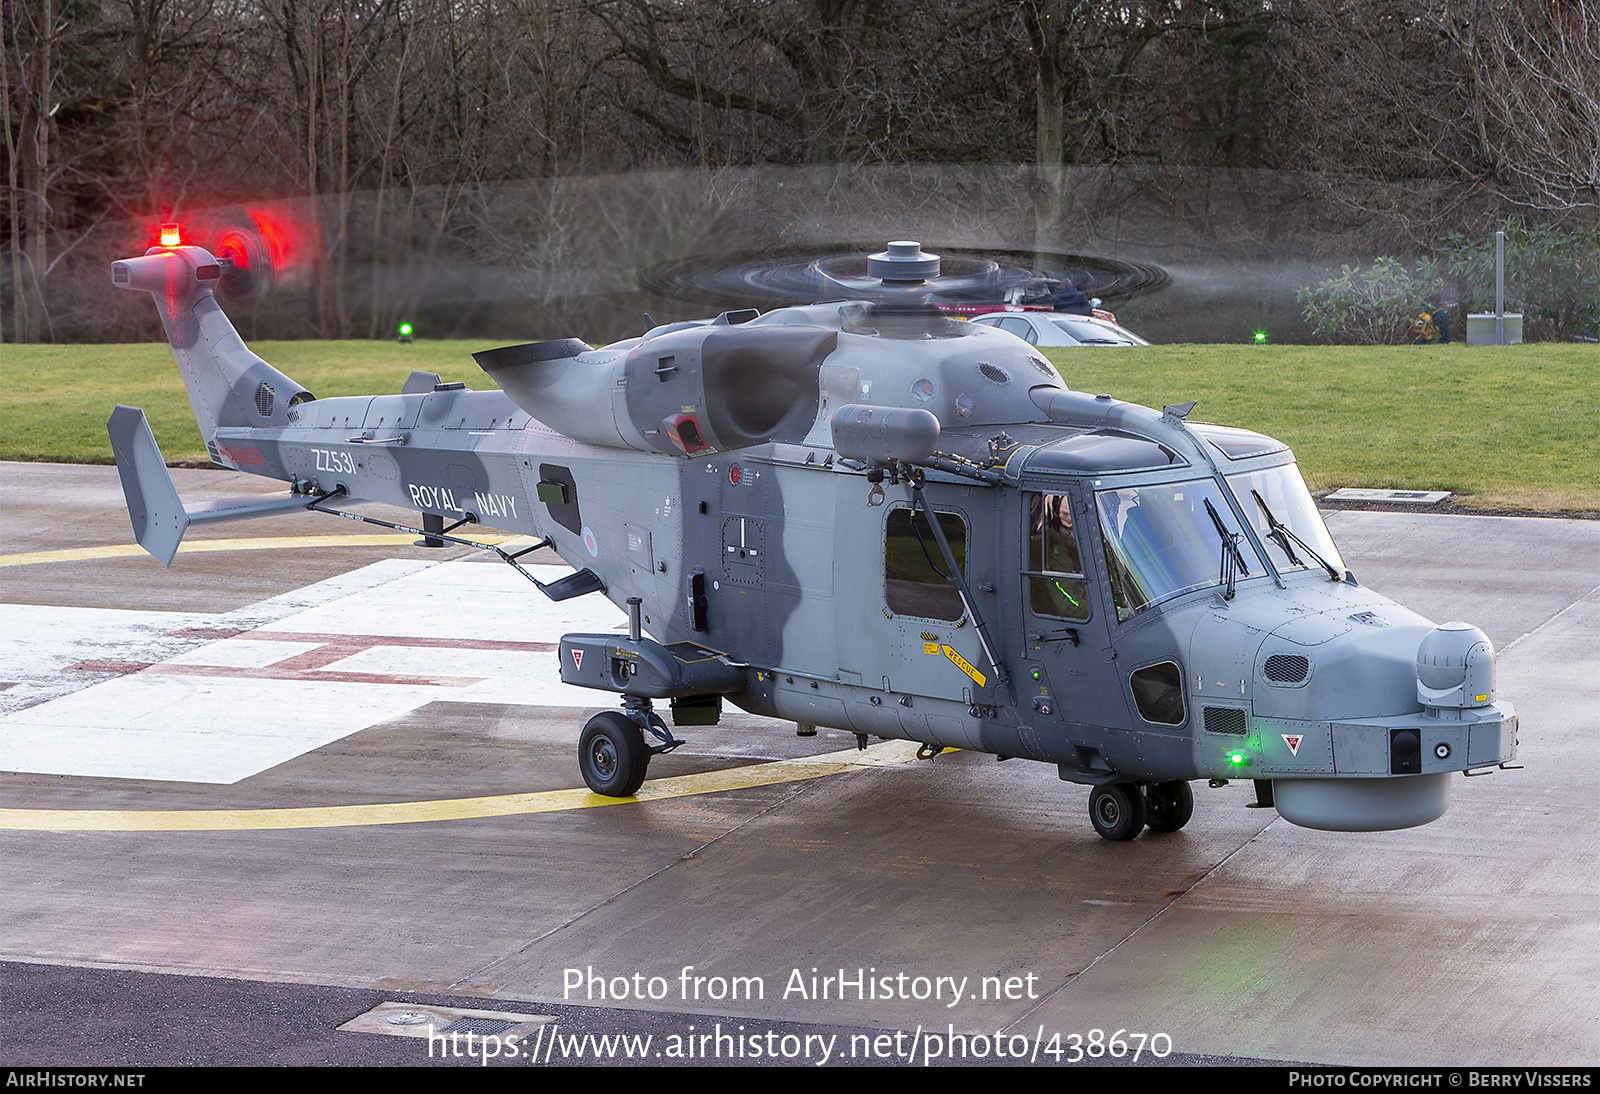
[106,405,311,566]
[111,246,312,455]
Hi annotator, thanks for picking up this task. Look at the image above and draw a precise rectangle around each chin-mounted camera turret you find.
[1416,622,1497,712]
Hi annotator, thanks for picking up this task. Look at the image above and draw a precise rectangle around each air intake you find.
[1203,706,1248,735]
[1263,653,1311,684]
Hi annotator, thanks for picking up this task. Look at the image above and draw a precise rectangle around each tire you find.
[578,711,649,797]
[1089,783,1146,841]
[1144,780,1195,832]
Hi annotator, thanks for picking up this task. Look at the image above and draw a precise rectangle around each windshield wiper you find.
[1204,498,1250,600]
[1251,489,1341,581]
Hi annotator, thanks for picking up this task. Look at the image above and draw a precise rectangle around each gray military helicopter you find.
[106,235,1518,839]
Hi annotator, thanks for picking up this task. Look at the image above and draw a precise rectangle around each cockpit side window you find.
[1026,492,1090,621]
[885,506,967,621]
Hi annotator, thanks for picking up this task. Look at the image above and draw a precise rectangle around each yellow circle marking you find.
[0,741,924,832]
[0,534,519,568]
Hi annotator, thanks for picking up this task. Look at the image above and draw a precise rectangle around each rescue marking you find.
[0,741,924,831]
[1282,733,1303,756]
[941,644,987,687]
[572,648,584,670]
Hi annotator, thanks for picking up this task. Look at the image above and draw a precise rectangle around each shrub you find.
[1296,258,1446,345]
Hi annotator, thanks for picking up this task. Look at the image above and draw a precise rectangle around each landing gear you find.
[1144,780,1194,832]
[1089,783,1146,841]
[577,696,687,797]
[578,711,649,797]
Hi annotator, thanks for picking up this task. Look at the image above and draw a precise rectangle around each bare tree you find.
[1442,0,1600,212]
[4,0,58,341]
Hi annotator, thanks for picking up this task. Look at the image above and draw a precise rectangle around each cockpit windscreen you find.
[1227,464,1345,574]
[1096,479,1263,620]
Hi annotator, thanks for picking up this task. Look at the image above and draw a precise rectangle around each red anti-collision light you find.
[159,223,181,247]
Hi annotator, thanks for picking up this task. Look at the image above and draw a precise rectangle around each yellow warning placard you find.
[941,645,986,687]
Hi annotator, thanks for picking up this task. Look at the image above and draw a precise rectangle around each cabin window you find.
[884,507,966,621]
[1026,492,1090,621]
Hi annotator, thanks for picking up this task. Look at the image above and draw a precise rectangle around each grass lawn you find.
[1,340,504,467]
[2,339,1596,512]
[1042,343,1599,513]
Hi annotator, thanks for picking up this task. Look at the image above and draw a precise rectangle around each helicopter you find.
[104,234,1518,839]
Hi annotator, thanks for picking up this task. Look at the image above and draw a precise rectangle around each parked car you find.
[965,310,1149,346]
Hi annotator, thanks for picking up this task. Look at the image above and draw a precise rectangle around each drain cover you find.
[1325,488,1451,505]
[340,1002,552,1040]
[440,1018,519,1037]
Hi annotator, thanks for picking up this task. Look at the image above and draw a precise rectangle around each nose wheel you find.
[1088,781,1195,840]
[578,711,649,797]
[1088,783,1146,841]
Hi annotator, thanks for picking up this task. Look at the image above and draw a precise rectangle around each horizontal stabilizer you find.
[107,405,309,567]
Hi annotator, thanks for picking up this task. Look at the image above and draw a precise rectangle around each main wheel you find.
[1089,783,1146,841]
[1144,780,1195,832]
[578,711,649,797]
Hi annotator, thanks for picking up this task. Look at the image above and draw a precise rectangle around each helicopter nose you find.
[1248,610,1431,724]
[1234,612,1515,831]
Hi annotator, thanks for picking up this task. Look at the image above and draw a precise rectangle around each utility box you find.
[1467,313,1524,345]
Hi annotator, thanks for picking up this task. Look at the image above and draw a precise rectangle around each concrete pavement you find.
[1,463,1595,1067]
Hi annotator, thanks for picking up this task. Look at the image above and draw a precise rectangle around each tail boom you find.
[111,246,313,460]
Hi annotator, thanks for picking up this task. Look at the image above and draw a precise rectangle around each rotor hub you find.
[868,240,941,283]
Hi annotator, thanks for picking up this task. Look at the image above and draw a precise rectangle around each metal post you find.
[414,511,445,547]
[1495,230,1505,346]
[627,597,642,641]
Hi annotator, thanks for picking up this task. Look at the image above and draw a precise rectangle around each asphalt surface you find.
[2,462,1597,1068]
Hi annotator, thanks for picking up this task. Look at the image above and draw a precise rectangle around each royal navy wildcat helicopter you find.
[106,235,1517,839]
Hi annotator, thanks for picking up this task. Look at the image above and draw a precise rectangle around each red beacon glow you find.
[159,223,181,248]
